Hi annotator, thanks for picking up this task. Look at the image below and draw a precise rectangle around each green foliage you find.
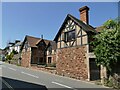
[103,74,120,89]
[6,49,18,61]
[6,52,14,60]
[103,19,117,29]
[91,19,120,71]
[12,49,18,54]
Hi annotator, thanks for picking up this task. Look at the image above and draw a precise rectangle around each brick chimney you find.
[79,6,89,24]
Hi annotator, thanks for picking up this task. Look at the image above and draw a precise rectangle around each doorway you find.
[89,58,100,80]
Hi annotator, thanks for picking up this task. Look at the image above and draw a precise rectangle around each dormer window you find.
[48,46,52,55]
[65,30,75,42]
[39,42,44,46]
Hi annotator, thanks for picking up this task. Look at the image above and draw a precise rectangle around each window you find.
[61,33,65,41]
[39,42,44,46]
[48,46,52,54]
[48,57,52,63]
[65,30,75,42]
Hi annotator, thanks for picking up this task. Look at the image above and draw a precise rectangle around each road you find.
[0,61,111,90]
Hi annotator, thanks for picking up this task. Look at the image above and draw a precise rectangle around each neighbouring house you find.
[14,40,22,53]
[20,35,56,67]
[7,40,22,55]
[54,6,104,81]
[7,42,14,55]
[46,41,56,66]
[2,40,22,63]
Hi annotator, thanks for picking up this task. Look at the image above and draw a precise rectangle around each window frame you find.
[65,29,76,42]
[48,45,52,55]
[48,57,52,63]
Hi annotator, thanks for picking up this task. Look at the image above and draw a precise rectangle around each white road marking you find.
[52,81,73,89]
[21,71,39,78]
[8,67,16,71]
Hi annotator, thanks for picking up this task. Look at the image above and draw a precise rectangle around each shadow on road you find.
[2,77,48,90]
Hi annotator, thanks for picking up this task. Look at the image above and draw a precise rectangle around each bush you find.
[107,76,114,87]
[103,74,120,89]
[103,77,109,86]
[112,74,120,89]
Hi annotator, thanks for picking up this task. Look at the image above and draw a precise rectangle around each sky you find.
[1,2,119,49]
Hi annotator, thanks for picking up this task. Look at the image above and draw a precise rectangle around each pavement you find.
[0,61,112,90]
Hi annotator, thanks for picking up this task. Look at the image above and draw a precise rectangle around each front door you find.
[89,58,100,80]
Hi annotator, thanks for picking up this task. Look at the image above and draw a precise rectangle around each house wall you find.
[8,46,14,55]
[31,48,38,64]
[21,47,31,67]
[56,46,88,80]
[57,20,88,49]
[46,44,56,65]
[46,49,56,64]
[14,45,21,53]
[31,47,46,64]
[46,54,56,64]
[55,19,89,80]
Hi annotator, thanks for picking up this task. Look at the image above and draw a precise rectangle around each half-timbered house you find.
[54,6,101,81]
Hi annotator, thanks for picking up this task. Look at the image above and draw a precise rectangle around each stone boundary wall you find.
[21,51,31,67]
[56,46,88,80]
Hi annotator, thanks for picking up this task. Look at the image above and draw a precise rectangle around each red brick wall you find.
[80,10,89,24]
[21,51,31,67]
[56,46,88,80]
[52,54,56,64]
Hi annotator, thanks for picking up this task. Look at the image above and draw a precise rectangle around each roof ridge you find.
[26,35,53,42]
[68,14,95,29]
[26,35,41,39]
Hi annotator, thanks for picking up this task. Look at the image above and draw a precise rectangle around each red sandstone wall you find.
[52,54,56,64]
[21,51,31,67]
[56,46,88,80]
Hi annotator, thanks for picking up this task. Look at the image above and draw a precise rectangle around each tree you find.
[12,49,18,54]
[6,52,14,61]
[92,19,120,74]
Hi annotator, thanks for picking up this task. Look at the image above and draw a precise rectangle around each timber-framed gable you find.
[54,14,96,50]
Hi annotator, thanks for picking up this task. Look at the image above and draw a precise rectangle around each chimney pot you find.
[79,6,89,24]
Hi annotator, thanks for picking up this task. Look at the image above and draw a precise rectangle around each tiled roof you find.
[49,41,56,50]
[26,36,41,47]
[21,35,54,51]
[95,26,104,33]
[68,14,97,32]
